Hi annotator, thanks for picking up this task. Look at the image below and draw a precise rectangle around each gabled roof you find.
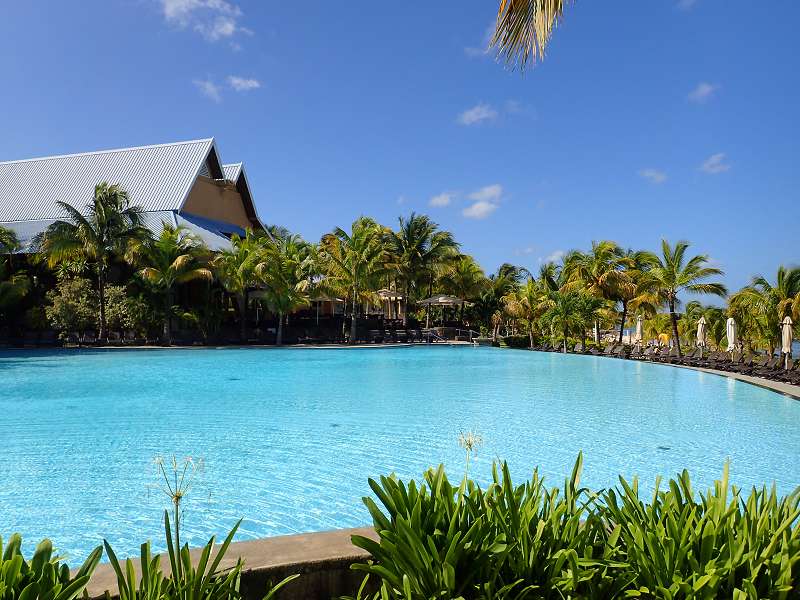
[222,162,242,182]
[220,161,264,229]
[0,138,220,222]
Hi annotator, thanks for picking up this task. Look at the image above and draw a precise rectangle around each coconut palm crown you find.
[649,240,727,356]
[36,182,149,340]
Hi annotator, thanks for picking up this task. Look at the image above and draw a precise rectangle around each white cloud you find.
[677,0,699,10]
[159,0,249,42]
[687,81,719,103]
[429,192,454,207]
[464,22,495,59]
[457,103,498,126]
[639,168,667,184]
[227,76,261,91]
[700,153,731,174]
[193,78,221,102]
[468,183,503,202]
[396,195,407,206]
[461,184,502,219]
[462,200,498,219]
[540,250,565,264]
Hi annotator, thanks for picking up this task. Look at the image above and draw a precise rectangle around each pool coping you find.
[84,526,376,599]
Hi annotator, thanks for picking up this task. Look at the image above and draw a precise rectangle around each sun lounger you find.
[753,356,781,378]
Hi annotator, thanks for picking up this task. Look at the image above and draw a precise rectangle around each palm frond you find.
[491,0,571,70]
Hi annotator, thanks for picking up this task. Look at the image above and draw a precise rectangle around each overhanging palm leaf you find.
[491,0,572,70]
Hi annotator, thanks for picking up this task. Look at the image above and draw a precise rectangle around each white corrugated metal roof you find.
[0,209,239,253]
[0,139,215,221]
[222,162,242,182]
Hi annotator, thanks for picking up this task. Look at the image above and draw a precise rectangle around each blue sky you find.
[0,1,797,292]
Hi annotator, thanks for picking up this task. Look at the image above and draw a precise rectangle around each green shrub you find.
[605,464,800,598]
[347,456,800,599]
[501,335,532,349]
[0,534,102,600]
[45,276,97,334]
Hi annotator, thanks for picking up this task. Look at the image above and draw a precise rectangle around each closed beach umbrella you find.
[725,317,737,352]
[696,316,707,348]
[634,315,643,345]
[781,316,793,355]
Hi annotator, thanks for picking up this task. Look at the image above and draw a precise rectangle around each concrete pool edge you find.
[85,526,377,600]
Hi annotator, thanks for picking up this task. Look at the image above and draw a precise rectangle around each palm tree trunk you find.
[402,283,409,327]
[593,320,600,344]
[563,327,568,353]
[350,291,358,344]
[163,287,173,345]
[238,292,247,342]
[669,300,682,357]
[528,325,534,349]
[97,265,107,342]
[618,300,628,344]
[276,311,284,346]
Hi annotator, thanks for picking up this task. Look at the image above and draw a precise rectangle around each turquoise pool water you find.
[1,346,798,561]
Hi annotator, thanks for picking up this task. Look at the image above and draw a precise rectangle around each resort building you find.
[0,138,264,250]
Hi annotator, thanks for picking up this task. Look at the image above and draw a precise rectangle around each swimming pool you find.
[1,346,798,561]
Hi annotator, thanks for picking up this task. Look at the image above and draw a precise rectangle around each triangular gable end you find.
[178,144,264,232]
[230,164,264,230]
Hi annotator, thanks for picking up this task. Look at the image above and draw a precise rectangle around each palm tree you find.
[439,255,487,324]
[575,293,606,351]
[613,248,659,343]
[137,225,213,345]
[0,227,29,322]
[502,278,546,347]
[386,213,458,326]
[212,231,264,342]
[37,182,149,341]
[540,290,582,352]
[649,240,727,357]
[644,313,672,346]
[728,266,800,355]
[563,240,629,343]
[256,234,311,345]
[473,263,528,336]
[491,0,572,70]
[320,217,387,343]
[0,225,20,256]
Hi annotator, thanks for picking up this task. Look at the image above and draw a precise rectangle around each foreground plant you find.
[348,454,626,599]
[347,455,800,599]
[103,455,297,600]
[104,513,243,600]
[0,534,102,600]
[605,463,800,599]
